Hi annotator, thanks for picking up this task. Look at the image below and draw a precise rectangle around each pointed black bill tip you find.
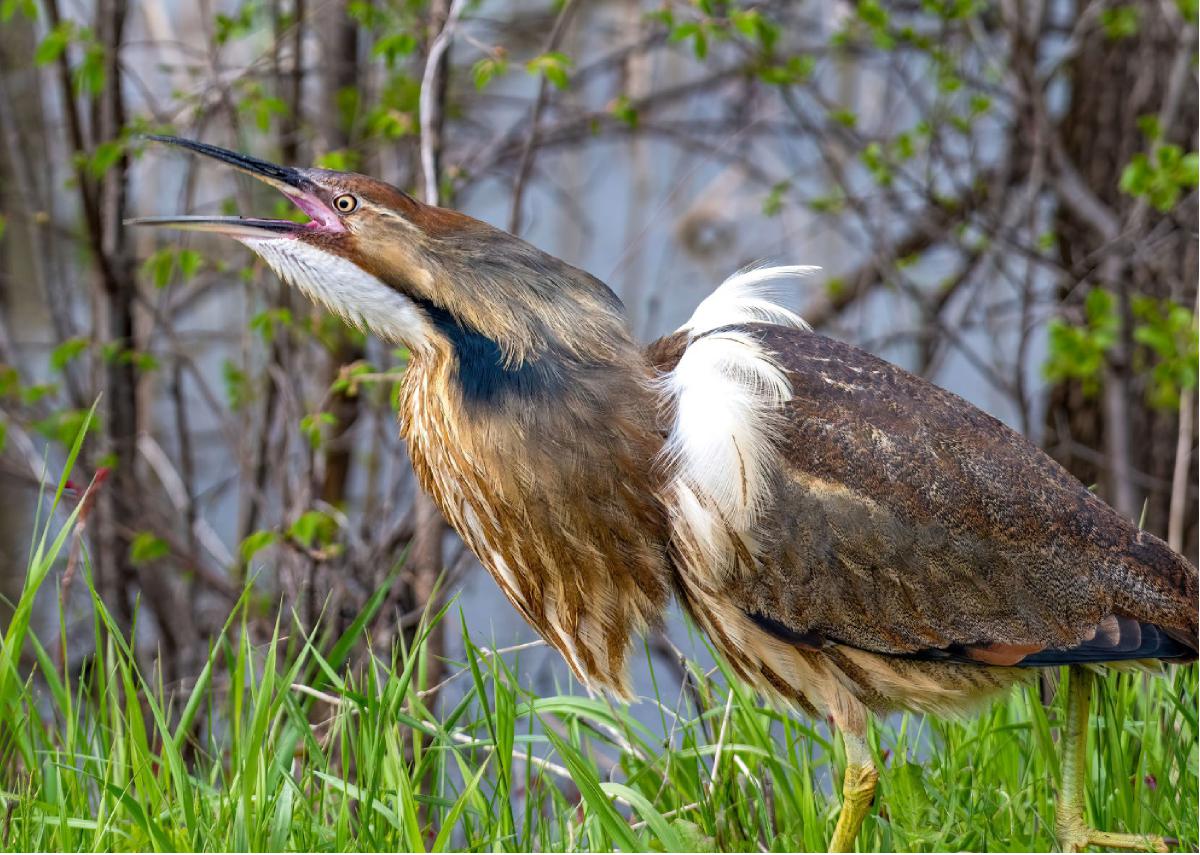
[140,134,305,189]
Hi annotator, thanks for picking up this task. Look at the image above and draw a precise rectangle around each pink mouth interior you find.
[283,190,346,233]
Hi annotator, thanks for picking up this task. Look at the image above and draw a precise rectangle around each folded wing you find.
[650,271,1197,670]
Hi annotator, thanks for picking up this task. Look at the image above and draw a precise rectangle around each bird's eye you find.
[333,194,358,213]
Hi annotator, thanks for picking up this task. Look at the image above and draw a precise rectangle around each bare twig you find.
[1167,294,1199,552]
[419,0,469,206]
[417,639,546,698]
[138,433,235,567]
[709,689,735,787]
[507,0,579,234]
[1167,387,1195,553]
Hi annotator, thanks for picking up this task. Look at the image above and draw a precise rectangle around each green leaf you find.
[861,141,893,186]
[472,56,508,90]
[1131,295,1198,409]
[857,0,889,28]
[544,727,642,850]
[1084,287,1116,327]
[938,70,962,92]
[346,0,382,27]
[288,510,337,549]
[430,757,491,852]
[215,4,255,44]
[969,94,991,116]
[50,338,88,372]
[329,360,375,395]
[808,192,846,214]
[1120,145,1199,211]
[830,108,857,128]
[299,411,336,450]
[178,248,201,279]
[1137,114,1162,142]
[1179,152,1200,189]
[33,408,97,447]
[0,365,17,399]
[314,149,360,171]
[757,54,815,85]
[73,41,106,95]
[240,529,279,562]
[669,21,699,43]
[21,382,56,405]
[732,9,779,51]
[35,21,72,65]
[250,308,293,344]
[610,94,638,127]
[1,0,38,22]
[1043,288,1121,395]
[526,51,573,90]
[372,32,416,68]
[121,348,159,373]
[732,9,759,37]
[645,8,674,28]
[671,820,717,852]
[600,783,686,851]
[88,140,124,178]
[1120,153,1150,193]
[762,180,791,216]
[236,81,288,133]
[1100,5,1140,39]
[222,359,250,410]
[129,532,169,565]
[142,248,176,288]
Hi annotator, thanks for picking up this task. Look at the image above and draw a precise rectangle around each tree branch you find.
[507,0,578,234]
[419,0,468,206]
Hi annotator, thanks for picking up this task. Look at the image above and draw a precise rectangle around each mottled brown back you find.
[653,323,1197,666]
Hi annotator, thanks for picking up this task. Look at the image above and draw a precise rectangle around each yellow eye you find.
[334,194,358,213]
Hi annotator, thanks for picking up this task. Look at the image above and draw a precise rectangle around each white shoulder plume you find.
[681,264,818,337]
[660,263,819,566]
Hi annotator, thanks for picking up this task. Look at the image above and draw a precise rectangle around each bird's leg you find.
[829,727,878,853]
[1054,666,1170,853]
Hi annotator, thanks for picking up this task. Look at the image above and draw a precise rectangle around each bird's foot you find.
[1056,818,1171,853]
[829,763,879,853]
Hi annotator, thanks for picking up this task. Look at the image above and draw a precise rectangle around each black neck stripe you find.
[412,297,561,405]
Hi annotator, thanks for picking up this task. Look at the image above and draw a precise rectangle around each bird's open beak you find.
[125,135,345,238]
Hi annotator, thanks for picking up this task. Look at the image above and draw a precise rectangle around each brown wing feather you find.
[652,323,1197,664]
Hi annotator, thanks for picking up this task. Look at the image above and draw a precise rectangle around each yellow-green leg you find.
[829,729,878,853]
[1055,666,1170,853]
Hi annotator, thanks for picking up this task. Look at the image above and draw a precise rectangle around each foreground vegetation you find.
[0,440,1196,852]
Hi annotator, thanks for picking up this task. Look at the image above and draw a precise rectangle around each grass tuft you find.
[0,450,1195,851]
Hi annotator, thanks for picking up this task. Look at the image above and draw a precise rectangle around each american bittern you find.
[130,137,1197,852]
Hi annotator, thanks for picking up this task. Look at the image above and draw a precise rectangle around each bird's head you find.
[130,137,633,400]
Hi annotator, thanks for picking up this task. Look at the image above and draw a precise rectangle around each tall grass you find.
[0,433,1195,852]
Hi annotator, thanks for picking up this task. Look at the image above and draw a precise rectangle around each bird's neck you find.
[407,296,566,405]
[398,328,671,696]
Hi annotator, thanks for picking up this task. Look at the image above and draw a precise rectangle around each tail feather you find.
[1162,625,1199,662]
[1016,616,1195,666]
[895,614,1197,667]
